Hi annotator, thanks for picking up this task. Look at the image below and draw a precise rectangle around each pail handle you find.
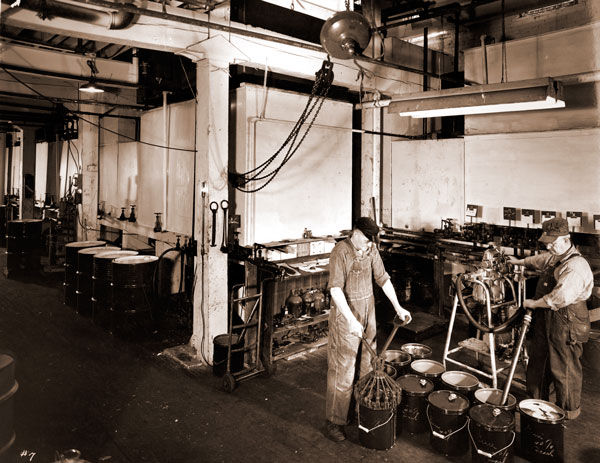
[357,407,395,434]
[468,421,515,459]
[426,405,469,440]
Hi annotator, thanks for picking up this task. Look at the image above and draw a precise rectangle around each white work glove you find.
[396,308,412,325]
[348,316,364,338]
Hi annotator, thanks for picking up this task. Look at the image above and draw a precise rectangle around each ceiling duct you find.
[16,0,137,30]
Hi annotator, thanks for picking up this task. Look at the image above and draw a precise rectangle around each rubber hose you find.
[455,273,523,333]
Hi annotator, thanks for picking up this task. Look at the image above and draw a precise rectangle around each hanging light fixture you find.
[388,77,565,118]
[80,59,105,94]
[320,3,371,60]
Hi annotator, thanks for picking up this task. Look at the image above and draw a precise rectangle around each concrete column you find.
[0,133,6,203]
[20,128,36,219]
[190,57,229,362]
[79,115,100,241]
[360,106,382,221]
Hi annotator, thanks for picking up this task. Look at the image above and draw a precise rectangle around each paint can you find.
[401,343,432,360]
[441,370,480,402]
[213,334,244,377]
[474,388,517,415]
[0,353,18,463]
[469,404,515,463]
[357,404,396,450]
[396,374,434,434]
[427,390,470,456]
[411,359,445,389]
[518,399,565,463]
[382,350,412,377]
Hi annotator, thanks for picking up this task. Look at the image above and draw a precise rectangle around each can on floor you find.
[213,334,244,377]
[411,359,445,389]
[396,374,434,435]
[382,350,412,377]
[358,403,396,450]
[474,388,517,415]
[427,390,470,456]
[469,404,515,463]
[441,370,480,402]
[518,399,565,463]
[401,343,432,360]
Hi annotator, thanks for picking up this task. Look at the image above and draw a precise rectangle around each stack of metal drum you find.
[63,240,159,336]
[5,219,43,277]
[354,341,567,463]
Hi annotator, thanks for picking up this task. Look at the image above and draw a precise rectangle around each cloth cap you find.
[354,217,380,242]
[538,217,569,243]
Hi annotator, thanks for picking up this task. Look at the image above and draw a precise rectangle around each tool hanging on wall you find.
[220,200,229,253]
[209,201,219,247]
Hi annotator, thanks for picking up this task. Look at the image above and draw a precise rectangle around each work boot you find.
[566,408,581,420]
[325,420,346,442]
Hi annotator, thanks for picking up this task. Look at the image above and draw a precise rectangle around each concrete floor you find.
[0,251,599,463]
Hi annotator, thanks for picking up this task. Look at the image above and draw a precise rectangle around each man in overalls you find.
[510,217,593,420]
[325,217,412,441]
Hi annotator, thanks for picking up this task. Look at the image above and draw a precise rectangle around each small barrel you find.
[441,370,480,402]
[213,334,244,377]
[64,241,106,307]
[411,359,445,389]
[474,388,517,415]
[5,219,43,276]
[76,246,120,316]
[469,404,515,463]
[111,255,159,333]
[427,390,470,456]
[396,374,434,435]
[401,343,432,360]
[518,399,565,463]
[382,350,412,377]
[91,250,138,324]
[583,328,600,372]
[0,353,18,462]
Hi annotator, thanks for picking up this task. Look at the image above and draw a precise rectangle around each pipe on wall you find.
[18,0,136,29]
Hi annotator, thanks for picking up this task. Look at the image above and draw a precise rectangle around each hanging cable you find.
[229,59,334,193]
[501,0,508,83]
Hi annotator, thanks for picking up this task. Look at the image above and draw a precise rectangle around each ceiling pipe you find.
[17,0,136,30]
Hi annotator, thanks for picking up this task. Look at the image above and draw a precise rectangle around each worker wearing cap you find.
[325,217,412,441]
[509,217,593,420]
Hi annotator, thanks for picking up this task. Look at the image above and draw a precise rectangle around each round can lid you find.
[66,240,106,248]
[94,250,139,260]
[474,388,517,408]
[469,404,514,431]
[396,374,434,396]
[382,350,411,364]
[401,343,432,357]
[114,255,159,265]
[518,399,565,423]
[411,359,445,375]
[428,390,470,414]
[442,370,479,389]
[78,246,120,255]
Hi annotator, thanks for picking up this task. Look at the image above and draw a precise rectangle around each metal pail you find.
[441,370,480,402]
[382,350,412,377]
[411,359,445,388]
[469,404,515,463]
[358,404,396,450]
[427,390,470,456]
[401,343,432,360]
[518,399,565,463]
[396,374,434,434]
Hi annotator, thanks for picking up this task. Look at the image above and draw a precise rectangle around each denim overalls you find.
[526,252,590,417]
[326,240,378,426]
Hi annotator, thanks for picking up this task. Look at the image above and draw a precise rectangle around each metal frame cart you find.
[221,281,275,392]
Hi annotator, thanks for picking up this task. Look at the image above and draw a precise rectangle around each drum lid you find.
[474,388,517,408]
[382,350,411,365]
[396,374,433,396]
[518,399,565,423]
[401,343,432,358]
[469,404,514,431]
[411,359,445,375]
[95,250,139,260]
[66,240,106,248]
[428,390,469,414]
[78,246,120,255]
[113,255,159,265]
[442,371,479,390]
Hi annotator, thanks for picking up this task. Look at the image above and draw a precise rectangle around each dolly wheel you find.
[222,372,236,393]
[262,360,277,378]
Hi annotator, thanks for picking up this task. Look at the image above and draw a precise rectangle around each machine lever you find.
[220,200,229,253]
[209,201,219,247]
